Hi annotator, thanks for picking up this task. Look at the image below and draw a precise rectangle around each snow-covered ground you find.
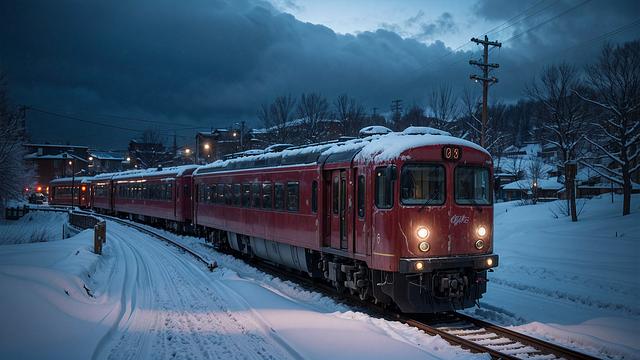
[0,210,67,245]
[0,195,637,359]
[465,194,640,359]
[0,216,483,360]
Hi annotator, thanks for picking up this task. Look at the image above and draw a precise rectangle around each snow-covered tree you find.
[0,72,32,210]
[527,63,588,221]
[575,41,640,216]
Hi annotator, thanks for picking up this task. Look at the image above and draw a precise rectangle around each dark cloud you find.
[417,12,458,40]
[0,0,637,148]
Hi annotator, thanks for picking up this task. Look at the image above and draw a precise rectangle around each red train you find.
[49,177,92,208]
[61,129,499,313]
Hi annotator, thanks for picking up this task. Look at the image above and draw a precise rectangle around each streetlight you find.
[69,159,76,208]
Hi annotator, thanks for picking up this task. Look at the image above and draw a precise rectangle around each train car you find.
[91,172,115,214]
[49,177,92,208]
[110,165,198,231]
[193,127,498,313]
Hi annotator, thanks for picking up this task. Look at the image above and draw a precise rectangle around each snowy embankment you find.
[0,211,67,244]
[464,194,640,359]
[0,214,484,360]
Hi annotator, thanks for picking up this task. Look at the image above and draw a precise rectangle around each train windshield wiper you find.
[418,197,440,212]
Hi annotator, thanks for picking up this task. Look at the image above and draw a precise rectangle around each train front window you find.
[455,166,491,205]
[400,165,445,205]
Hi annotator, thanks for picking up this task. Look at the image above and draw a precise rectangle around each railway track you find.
[45,206,599,360]
[402,313,599,360]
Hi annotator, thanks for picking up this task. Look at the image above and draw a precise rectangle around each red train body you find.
[49,177,92,208]
[192,129,498,312]
[90,166,198,231]
[71,129,498,313]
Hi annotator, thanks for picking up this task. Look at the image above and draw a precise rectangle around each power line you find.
[485,0,560,40]
[27,106,204,139]
[502,0,593,44]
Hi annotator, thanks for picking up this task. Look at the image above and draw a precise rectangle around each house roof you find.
[503,178,564,191]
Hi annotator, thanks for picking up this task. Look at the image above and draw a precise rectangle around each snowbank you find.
[0,229,111,360]
[464,194,640,359]
[0,211,67,245]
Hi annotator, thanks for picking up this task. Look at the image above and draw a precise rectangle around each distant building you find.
[502,178,564,202]
[23,143,90,192]
[88,151,125,174]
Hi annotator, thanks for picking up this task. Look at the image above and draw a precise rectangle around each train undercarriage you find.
[202,226,495,313]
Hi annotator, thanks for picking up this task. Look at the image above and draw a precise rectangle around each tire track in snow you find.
[94,221,295,360]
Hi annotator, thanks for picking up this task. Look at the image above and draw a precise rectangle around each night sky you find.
[1,0,638,148]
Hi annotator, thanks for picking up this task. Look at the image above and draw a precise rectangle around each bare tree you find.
[140,128,164,144]
[333,94,366,137]
[257,103,272,128]
[574,41,640,216]
[527,63,588,221]
[297,92,329,143]
[269,95,296,143]
[0,72,33,210]
[427,83,459,132]
[397,103,427,131]
[528,157,545,203]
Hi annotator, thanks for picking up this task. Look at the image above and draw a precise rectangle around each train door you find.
[327,169,348,250]
[354,168,367,255]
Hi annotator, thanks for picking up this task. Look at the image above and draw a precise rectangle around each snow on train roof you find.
[194,129,488,175]
[92,165,198,181]
[50,176,92,184]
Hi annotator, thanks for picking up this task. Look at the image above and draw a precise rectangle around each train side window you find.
[233,184,241,206]
[357,175,365,218]
[332,177,339,214]
[251,183,261,208]
[241,184,250,207]
[286,182,299,212]
[311,180,318,213]
[274,183,285,210]
[375,167,394,209]
[224,184,232,205]
[262,182,273,208]
[216,184,224,204]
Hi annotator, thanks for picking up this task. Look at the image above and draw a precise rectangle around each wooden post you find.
[94,222,105,255]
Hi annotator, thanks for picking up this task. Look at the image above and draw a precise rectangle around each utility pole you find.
[240,121,245,151]
[390,99,403,128]
[470,35,501,148]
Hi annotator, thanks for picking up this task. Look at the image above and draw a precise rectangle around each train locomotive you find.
[78,127,498,313]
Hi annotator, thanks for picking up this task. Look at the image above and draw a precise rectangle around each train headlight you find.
[416,227,430,240]
[476,225,488,238]
[415,261,424,271]
[486,258,494,267]
[475,239,485,250]
[418,241,430,252]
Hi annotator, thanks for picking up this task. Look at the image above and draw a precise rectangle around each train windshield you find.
[400,164,445,205]
[455,166,491,205]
